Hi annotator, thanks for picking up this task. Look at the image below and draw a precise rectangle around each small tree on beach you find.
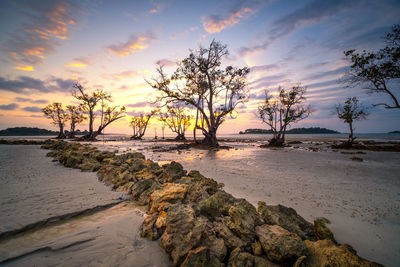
[73,83,125,140]
[147,39,250,146]
[66,105,85,138]
[130,113,153,140]
[42,102,68,139]
[335,97,369,146]
[258,85,313,146]
[158,105,191,140]
[344,24,400,109]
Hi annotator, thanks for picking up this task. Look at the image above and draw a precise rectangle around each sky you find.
[0,0,399,136]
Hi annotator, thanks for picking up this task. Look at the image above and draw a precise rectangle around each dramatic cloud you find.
[2,0,81,66]
[305,66,348,81]
[0,103,19,110]
[202,6,255,33]
[238,0,362,56]
[156,58,176,67]
[0,76,75,94]
[22,106,43,112]
[14,66,35,71]
[65,57,90,68]
[107,32,156,57]
[15,97,48,104]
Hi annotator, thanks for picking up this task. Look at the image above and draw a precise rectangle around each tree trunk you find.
[57,124,66,139]
[348,122,355,145]
[202,129,218,146]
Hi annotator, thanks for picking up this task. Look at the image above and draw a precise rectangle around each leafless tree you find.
[147,40,249,146]
[42,102,68,139]
[130,113,153,140]
[66,105,85,138]
[258,85,313,146]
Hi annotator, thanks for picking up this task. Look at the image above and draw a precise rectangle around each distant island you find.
[388,130,400,134]
[239,127,340,135]
[0,127,89,136]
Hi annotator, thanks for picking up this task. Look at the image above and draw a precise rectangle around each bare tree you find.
[73,83,125,140]
[130,113,153,140]
[66,105,85,138]
[147,40,249,146]
[158,104,191,140]
[42,102,68,139]
[258,85,313,146]
[335,97,369,146]
[344,24,400,109]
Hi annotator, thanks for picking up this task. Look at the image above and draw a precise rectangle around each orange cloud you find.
[14,66,35,71]
[107,33,156,57]
[101,71,138,81]
[65,57,90,68]
[202,7,254,33]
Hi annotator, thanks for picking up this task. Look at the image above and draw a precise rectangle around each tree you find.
[130,113,153,140]
[258,85,313,146]
[73,83,125,140]
[42,102,68,139]
[66,105,85,138]
[148,40,250,146]
[158,104,191,140]
[335,97,369,145]
[344,24,400,109]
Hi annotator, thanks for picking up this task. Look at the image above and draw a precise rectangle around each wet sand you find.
[94,137,400,267]
[0,145,171,266]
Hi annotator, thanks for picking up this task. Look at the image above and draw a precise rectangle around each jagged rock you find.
[254,256,280,267]
[160,161,187,183]
[140,213,160,240]
[212,219,246,250]
[187,170,223,194]
[185,183,210,204]
[227,247,255,267]
[126,158,146,172]
[161,204,206,266]
[199,190,236,219]
[314,217,336,242]
[304,239,383,266]
[226,199,264,244]
[130,179,161,205]
[181,246,223,267]
[79,159,101,172]
[257,201,315,240]
[256,224,306,263]
[155,210,167,229]
[149,183,188,212]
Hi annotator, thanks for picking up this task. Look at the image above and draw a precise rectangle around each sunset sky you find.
[0,0,399,136]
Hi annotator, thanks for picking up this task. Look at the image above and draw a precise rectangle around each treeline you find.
[0,127,58,136]
[240,127,340,135]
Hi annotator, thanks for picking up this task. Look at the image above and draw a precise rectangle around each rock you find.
[304,239,383,266]
[187,170,223,194]
[130,179,161,205]
[254,256,280,267]
[313,217,336,242]
[185,183,210,204]
[161,204,206,266]
[226,199,264,244]
[256,224,306,263]
[155,210,167,229]
[126,158,146,172]
[212,219,246,250]
[160,161,187,182]
[199,190,236,219]
[149,183,188,212]
[181,246,223,267]
[252,241,263,256]
[257,201,315,240]
[227,247,254,267]
[140,213,160,240]
[79,159,102,172]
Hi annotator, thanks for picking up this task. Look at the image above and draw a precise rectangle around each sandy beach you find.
[0,144,170,266]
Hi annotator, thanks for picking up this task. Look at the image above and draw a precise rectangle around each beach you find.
[0,135,399,266]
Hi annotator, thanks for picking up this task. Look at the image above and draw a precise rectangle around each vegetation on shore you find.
[0,127,58,136]
[36,140,382,266]
[240,127,340,135]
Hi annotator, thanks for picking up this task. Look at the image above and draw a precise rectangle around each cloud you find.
[14,66,35,71]
[107,32,156,57]
[22,106,43,112]
[1,0,81,66]
[305,66,348,81]
[15,97,48,104]
[170,26,198,40]
[0,103,19,110]
[65,57,90,68]
[249,64,279,73]
[149,0,167,14]
[101,71,138,81]
[127,101,151,108]
[202,6,255,33]
[156,58,176,67]
[238,0,362,56]
[0,76,75,94]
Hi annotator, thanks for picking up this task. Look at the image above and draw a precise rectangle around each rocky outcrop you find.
[41,140,383,267]
[257,201,315,240]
